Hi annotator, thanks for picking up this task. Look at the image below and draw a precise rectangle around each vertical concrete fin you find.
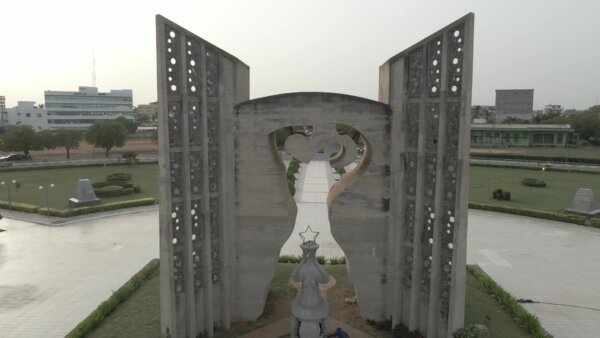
[156,15,250,338]
[379,13,474,337]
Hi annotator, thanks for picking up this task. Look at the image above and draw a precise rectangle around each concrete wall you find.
[158,13,474,338]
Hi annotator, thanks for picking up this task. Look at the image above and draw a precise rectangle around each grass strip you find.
[467,266,553,338]
[66,259,160,338]
[469,203,600,229]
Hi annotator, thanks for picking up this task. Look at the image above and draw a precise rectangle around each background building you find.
[542,104,564,116]
[135,102,158,124]
[6,101,48,130]
[471,124,574,148]
[495,89,534,122]
[44,86,133,130]
[0,96,7,126]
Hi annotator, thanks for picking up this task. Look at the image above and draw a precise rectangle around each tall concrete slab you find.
[379,13,474,337]
[156,15,249,338]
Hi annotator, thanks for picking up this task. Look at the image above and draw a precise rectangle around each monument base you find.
[69,198,102,208]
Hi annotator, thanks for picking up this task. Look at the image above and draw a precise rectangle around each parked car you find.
[0,154,28,161]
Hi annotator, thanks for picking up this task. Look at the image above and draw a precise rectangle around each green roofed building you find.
[470,124,576,148]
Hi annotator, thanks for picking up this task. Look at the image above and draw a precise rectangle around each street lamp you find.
[1,179,17,210]
[39,183,55,216]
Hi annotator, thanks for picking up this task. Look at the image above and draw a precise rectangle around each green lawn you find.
[83,263,531,338]
[0,164,159,209]
[1,162,597,215]
[470,165,600,212]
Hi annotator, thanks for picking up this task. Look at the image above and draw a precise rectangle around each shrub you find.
[95,185,135,198]
[335,167,346,175]
[0,200,40,213]
[492,189,503,200]
[278,255,302,263]
[92,181,134,189]
[317,255,326,265]
[106,172,132,182]
[288,180,296,196]
[453,325,481,338]
[392,323,424,338]
[521,178,547,187]
[134,184,141,193]
[329,257,347,265]
[122,152,139,165]
[503,191,511,201]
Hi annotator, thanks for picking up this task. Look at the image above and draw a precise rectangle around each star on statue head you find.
[299,225,319,243]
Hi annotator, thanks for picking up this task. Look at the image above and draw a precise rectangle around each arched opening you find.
[261,123,373,330]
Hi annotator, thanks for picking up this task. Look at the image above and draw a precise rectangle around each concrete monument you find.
[565,188,600,216]
[157,13,473,338]
[68,179,101,208]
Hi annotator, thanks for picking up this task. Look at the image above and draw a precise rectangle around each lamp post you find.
[1,179,17,210]
[39,183,55,216]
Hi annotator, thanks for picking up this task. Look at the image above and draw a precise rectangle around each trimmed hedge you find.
[467,266,553,338]
[66,259,159,338]
[92,181,134,189]
[521,178,547,187]
[106,173,132,182]
[94,185,135,198]
[36,198,157,218]
[469,203,600,229]
[0,200,40,213]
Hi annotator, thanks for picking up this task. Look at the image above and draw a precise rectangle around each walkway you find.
[0,212,158,338]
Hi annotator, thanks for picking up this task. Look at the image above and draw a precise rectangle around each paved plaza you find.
[0,159,598,337]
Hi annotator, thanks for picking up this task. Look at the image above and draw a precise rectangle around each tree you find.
[571,105,600,143]
[55,129,83,159]
[37,130,57,150]
[1,126,44,158]
[116,116,138,134]
[85,120,128,157]
[150,129,158,144]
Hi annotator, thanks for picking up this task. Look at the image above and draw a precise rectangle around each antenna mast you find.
[92,52,97,87]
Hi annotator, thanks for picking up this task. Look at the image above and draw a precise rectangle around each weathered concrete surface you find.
[68,179,101,208]
[235,92,391,322]
[565,188,600,216]
[157,12,474,338]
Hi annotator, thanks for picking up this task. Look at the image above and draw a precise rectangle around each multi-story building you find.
[135,101,158,123]
[470,124,574,148]
[44,86,133,130]
[542,104,564,116]
[0,96,7,126]
[494,89,534,122]
[6,101,48,130]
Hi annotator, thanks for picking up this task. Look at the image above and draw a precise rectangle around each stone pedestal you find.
[69,179,101,208]
[565,188,600,216]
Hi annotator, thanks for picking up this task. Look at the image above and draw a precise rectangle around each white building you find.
[44,86,133,130]
[6,101,48,130]
[543,104,564,116]
[135,101,158,123]
[0,96,7,126]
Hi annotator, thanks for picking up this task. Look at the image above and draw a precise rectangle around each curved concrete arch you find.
[235,92,391,320]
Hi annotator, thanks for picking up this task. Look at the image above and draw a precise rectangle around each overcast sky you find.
[1,0,599,110]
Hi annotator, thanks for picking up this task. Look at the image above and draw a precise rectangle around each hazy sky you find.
[1,0,599,110]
